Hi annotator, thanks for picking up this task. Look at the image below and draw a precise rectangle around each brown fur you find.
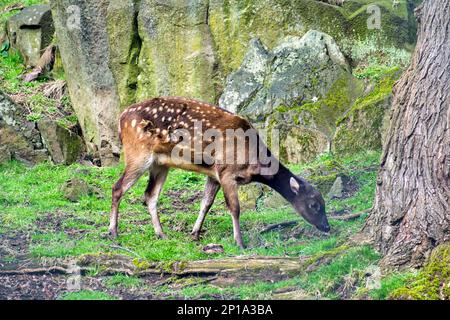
[110,97,329,248]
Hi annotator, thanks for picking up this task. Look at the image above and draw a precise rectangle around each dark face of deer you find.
[289,177,330,232]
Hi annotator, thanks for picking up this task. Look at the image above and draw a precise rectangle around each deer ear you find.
[290,177,301,195]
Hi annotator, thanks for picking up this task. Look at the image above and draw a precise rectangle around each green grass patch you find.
[368,272,415,300]
[59,290,117,301]
[104,274,143,289]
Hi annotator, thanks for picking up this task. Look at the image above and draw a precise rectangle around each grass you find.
[167,245,380,300]
[0,151,380,262]
[0,1,47,25]
[104,274,143,289]
[367,272,415,300]
[59,290,118,301]
[0,150,388,299]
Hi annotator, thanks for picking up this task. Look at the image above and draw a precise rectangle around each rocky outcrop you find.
[0,91,48,165]
[220,30,363,163]
[136,0,218,103]
[220,31,351,119]
[50,0,121,166]
[44,0,416,164]
[6,4,54,67]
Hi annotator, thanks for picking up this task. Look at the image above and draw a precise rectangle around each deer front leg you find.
[110,163,149,238]
[221,179,244,249]
[191,177,220,241]
[144,166,169,239]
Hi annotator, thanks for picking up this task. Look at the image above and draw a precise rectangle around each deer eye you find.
[309,202,320,213]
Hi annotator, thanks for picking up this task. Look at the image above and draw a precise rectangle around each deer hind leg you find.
[144,165,169,239]
[109,155,155,238]
[221,178,244,249]
[191,177,220,241]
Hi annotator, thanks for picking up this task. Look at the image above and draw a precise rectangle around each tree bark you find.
[363,0,450,268]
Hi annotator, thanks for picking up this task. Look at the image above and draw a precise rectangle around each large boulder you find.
[220,30,363,163]
[37,120,84,165]
[209,0,417,74]
[50,0,121,166]
[6,4,55,67]
[209,0,348,75]
[46,0,417,164]
[0,91,48,165]
[220,30,352,119]
[136,0,218,102]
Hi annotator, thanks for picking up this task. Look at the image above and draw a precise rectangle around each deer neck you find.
[254,162,296,203]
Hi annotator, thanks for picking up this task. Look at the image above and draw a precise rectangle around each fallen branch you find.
[22,45,56,82]
[0,266,71,275]
[1,3,24,14]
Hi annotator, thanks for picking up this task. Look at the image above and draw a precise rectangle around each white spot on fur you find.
[131,119,137,128]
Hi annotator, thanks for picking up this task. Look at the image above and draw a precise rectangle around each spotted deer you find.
[110,97,330,248]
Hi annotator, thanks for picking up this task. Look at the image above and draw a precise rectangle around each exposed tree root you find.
[260,220,298,233]
[0,254,311,282]
[331,210,369,221]
[260,210,369,234]
[1,3,24,14]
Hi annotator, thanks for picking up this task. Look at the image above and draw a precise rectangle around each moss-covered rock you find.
[343,0,416,49]
[332,67,402,157]
[106,0,141,108]
[230,40,364,164]
[209,0,349,75]
[50,0,121,166]
[136,0,218,103]
[238,183,264,211]
[37,120,84,165]
[301,158,350,194]
[6,4,54,67]
[0,91,48,165]
[283,127,329,164]
[390,244,450,300]
[61,178,103,202]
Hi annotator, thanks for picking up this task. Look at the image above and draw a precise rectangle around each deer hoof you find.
[156,233,168,240]
[104,229,117,240]
[191,232,200,241]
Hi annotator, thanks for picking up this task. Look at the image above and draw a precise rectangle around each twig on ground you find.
[1,3,24,14]
[330,209,370,221]
[260,220,298,234]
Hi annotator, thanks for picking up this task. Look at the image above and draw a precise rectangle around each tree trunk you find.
[363,0,450,268]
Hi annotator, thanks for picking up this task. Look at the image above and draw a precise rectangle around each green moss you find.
[367,272,414,300]
[345,1,414,49]
[136,1,217,102]
[390,244,450,300]
[106,0,141,107]
[209,0,348,75]
[300,158,350,194]
[333,67,401,156]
